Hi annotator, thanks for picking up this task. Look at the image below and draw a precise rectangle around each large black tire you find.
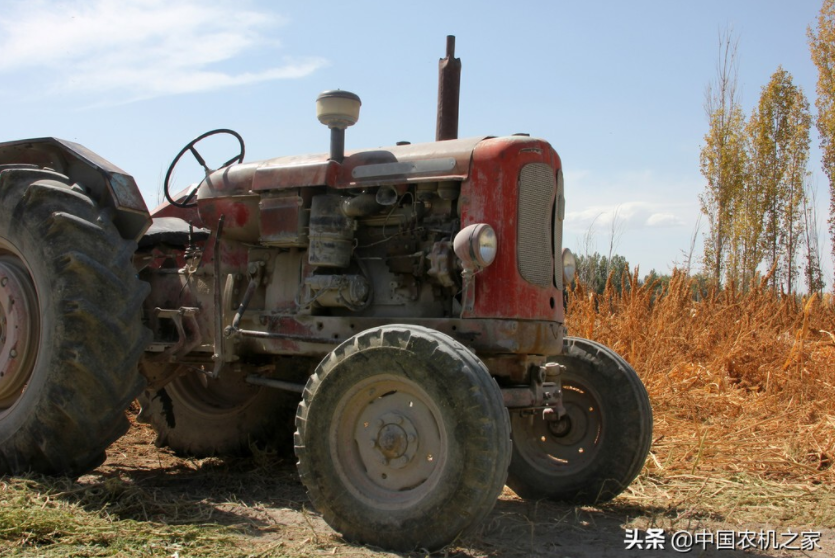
[295,325,511,551]
[0,168,150,475]
[507,337,652,504]
[137,368,298,457]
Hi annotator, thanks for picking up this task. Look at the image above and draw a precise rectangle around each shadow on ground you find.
[50,444,787,558]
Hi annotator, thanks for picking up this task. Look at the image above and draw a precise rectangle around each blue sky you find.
[0,0,830,282]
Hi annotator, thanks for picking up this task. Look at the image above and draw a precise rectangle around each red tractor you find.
[0,38,651,550]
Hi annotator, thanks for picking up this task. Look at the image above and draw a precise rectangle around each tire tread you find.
[295,324,510,551]
[0,169,149,476]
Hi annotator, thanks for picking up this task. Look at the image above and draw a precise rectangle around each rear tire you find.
[137,367,298,457]
[295,325,511,551]
[0,168,150,475]
[506,337,652,504]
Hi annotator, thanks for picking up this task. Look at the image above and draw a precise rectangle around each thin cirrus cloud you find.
[0,0,327,103]
[563,168,696,233]
[646,213,686,228]
[566,202,687,231]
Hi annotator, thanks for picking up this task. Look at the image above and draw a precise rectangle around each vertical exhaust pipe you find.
[436,35,461,141]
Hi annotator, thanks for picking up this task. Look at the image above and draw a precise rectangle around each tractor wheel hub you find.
[370,412,419,469]
[0,256,39,409]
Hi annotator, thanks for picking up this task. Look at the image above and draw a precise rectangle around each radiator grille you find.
[517,163,557,287]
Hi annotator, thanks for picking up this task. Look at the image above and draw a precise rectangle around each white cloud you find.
[565,201,691,231]
[563,168,700,233]
[646,212,685,227]
[0,0,327,102]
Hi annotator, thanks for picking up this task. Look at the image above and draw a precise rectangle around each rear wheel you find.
[0,168,150,475]
[507,337,652,504]
[295,325,511,551]
[138,367,298,457]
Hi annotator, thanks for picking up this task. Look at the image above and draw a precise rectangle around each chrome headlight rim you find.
[454,223,498,271]
[562,248,576,287]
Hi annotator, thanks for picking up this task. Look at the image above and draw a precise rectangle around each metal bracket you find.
[153,307,202,360]
[501,361,566,417]
[210,215,226,379]
[539,362,566,420]
[225,262,264,339]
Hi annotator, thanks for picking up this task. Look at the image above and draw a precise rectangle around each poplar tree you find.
[802,180,826,293]
[808,0,835,286]
[746,68,811,294]
[700,30,746,286]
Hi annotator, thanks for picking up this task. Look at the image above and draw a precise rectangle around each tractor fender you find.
[0,137,150,241]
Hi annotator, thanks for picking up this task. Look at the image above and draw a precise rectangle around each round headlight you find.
[562,248,576,286]
[454,223,498,271]
[476,226,497,267]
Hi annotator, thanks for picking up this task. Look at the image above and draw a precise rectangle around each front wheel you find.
[507,337,652,504]
[295,325,511,551]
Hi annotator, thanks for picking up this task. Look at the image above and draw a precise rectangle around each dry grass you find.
[0,475,238,557]
[567,269,835,527]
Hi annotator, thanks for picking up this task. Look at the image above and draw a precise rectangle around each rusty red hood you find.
[189,136,490,201]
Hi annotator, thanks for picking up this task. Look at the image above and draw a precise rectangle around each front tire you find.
[0,168,150,475]
[506,337,652,504]
[295,325,511,551]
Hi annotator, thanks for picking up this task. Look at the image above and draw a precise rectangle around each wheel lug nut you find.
[0,277,7,287]
[9,349,16,358]
[408,434,416,443]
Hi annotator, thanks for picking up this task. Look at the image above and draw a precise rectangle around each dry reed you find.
[567,269,835,502]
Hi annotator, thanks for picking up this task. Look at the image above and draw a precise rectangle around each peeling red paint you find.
[460,136,564,323]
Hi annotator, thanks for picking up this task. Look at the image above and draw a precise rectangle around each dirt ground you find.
[73,412,832,558]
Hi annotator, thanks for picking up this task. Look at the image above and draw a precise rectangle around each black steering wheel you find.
[163,128,245,208]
